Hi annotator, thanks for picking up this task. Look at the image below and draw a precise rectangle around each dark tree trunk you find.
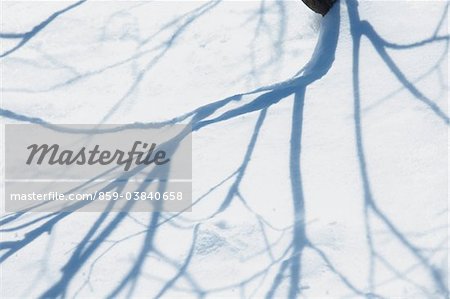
[302,0,336,16]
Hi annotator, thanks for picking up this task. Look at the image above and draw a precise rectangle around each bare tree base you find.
[302,0,336,16]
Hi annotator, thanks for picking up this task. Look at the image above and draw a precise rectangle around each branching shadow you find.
[347,0,448,297]
[0,1,448,298]
[0,1,86,58]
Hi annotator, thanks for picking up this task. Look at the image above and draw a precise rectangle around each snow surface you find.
[0,0,448,298]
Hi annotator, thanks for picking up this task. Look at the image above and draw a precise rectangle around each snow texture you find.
[0,0,448,298]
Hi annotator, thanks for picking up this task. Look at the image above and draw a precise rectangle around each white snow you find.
[0,0,448,298]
